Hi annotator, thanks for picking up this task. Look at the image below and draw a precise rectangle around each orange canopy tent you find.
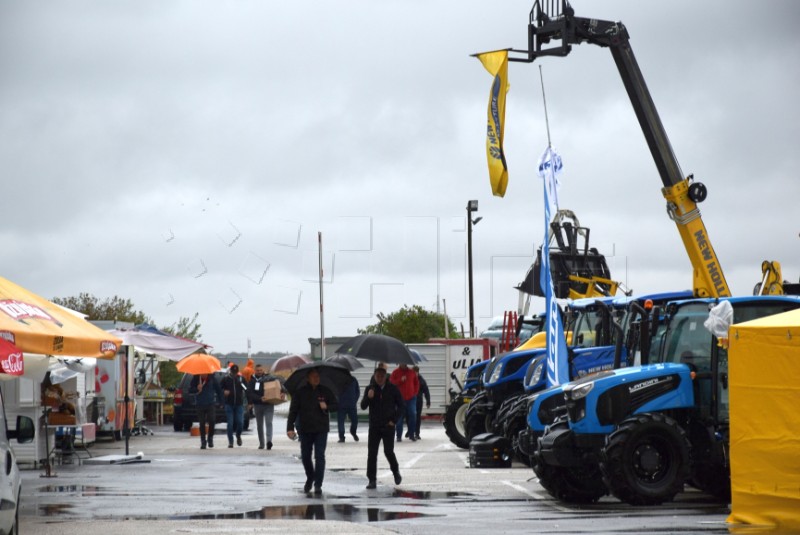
[0,276,120,359]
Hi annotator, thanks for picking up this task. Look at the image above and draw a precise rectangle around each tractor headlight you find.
[526,362,544,387]
[566,382,594,400]
[488,362,504,384]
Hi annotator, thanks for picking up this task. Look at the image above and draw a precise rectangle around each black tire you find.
[510,428,532,467]
[600,413,690,506]
[532,455,606,503]
[444,396,471,449]
[690,465,731,502]
[464,410,489,443]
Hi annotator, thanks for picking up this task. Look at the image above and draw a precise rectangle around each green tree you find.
[359,305,460,343]
[51,293,153,324]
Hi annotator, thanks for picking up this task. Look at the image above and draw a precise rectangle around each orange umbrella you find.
[176,353,222,375]
[0,276,120,358]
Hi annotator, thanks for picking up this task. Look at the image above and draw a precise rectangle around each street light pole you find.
[467,200,480,338]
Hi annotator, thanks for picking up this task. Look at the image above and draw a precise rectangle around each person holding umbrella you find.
[189,372,223,449]
[286,367,338,494]
[361,366,404,489]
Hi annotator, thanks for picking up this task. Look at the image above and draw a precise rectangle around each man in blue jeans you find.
[337,376,360,442]
[389,363,419,442]
[220,364,247,447]
[286,368,338,494]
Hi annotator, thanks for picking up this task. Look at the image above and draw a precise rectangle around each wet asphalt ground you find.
[20,412,732,534]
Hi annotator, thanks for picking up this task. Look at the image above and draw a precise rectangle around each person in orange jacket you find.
[389,363,419,442]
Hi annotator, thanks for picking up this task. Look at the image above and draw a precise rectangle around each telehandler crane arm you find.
[508,0,730,298]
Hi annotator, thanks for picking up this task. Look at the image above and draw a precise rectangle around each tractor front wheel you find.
[600,413,690,505]
[443,396,471,449]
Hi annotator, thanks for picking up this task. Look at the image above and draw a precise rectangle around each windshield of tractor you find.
[662,303,712,369]
[569,308,602,348]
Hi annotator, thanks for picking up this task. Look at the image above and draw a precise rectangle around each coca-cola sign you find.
[0,339,24,376]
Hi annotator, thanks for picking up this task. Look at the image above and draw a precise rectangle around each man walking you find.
[337,375,360,443]
[390,363,419,442]
[189,372,223,449]
[286,368,337,494]
[411,365,431,440]
[220,364,247,448]
[361,366,403,489]
[247,364,285,450]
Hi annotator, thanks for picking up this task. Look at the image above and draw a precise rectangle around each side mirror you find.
[9,415,35,444]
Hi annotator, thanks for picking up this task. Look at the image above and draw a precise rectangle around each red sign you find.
[0,337,24,376]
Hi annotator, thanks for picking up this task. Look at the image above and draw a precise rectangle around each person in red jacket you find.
[389,363,419,442]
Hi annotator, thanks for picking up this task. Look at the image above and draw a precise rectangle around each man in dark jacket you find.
[247,364,286,450]
[286,368,338,494]
[411,365,431,440]
[361,366,404,489]
[337,376,360,443]
[220,364,247,448]
[189,372,223,449]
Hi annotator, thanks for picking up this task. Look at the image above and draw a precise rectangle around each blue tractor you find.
[465,296,626,461]
[443,358,491,449]
[533,295,800,505]
[504,291,690,466]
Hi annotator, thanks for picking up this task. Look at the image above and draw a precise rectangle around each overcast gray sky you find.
[2,1,798,355]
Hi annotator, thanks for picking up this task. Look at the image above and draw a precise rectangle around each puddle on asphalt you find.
[393,489,473,500]
[176,503,436,522]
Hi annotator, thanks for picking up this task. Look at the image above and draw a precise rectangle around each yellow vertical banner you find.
[476,50,510,197]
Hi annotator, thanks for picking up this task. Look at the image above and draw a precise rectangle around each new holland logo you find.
[629,377,666,393]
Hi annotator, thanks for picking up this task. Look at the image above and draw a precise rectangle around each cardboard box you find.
[261,381,285,405]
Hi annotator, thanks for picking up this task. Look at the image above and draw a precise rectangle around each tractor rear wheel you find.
[600,413,690,505]
[444,396,471,449]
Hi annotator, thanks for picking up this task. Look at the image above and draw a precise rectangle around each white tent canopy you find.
[108,329,205,361]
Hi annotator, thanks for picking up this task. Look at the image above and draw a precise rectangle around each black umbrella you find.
[284,360,353,396]
[324,353,364,371]
[335,334,416,365]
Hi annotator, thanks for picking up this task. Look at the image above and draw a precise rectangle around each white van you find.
[0,386,34,535]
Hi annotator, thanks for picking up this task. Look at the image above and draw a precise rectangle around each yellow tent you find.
[0,276,120,359]
[727,308,800,532]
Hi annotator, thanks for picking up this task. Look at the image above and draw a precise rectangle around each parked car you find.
[172,372,250,432]
[0,385,35,535]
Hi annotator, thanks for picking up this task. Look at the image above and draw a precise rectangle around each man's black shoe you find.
[351,432,359,442]
[267,441,273,450]
[396,437,402,442]
[393,472,402,485]
[208,439,214,448]
[228,443,233,448]
[200,443,206,450]
[237,436,243,446]
[337,438,345,443]
[258,445,264,449]
[366,480,377,490]
[313,486,322,495]
[410,436,418,442]
[303,480,313,493]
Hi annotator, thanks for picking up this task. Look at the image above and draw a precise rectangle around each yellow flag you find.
[477,50,509,197]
